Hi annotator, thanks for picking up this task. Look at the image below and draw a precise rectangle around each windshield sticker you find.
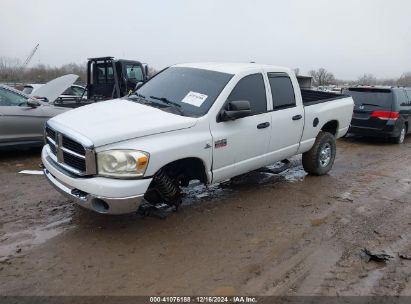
[181,91,208,107]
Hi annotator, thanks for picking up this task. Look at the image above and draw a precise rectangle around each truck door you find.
[210,73,271,182]
[265,72,304,162]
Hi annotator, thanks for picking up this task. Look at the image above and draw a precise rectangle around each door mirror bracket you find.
[219,100,251,122]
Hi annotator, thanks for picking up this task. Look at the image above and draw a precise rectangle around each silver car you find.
[0,85,69,148]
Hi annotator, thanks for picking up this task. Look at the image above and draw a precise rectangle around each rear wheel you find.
[302,131,336,176]
[393,124,406,144]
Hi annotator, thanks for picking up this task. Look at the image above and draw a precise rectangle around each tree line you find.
[0,56,158,85]
[302,68,411,87]
[1,56,410,87]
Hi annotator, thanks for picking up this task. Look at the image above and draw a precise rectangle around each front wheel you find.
[302,131,336,176]
[144,169,182,209]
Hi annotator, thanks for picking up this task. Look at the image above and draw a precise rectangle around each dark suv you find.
[344,87,411,144]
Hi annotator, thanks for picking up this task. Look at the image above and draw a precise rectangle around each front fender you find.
[95,126,213,183]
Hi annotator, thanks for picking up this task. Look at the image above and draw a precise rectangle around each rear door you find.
[0,88,46,144]
[265,72,304,162]
[346,88,394,130]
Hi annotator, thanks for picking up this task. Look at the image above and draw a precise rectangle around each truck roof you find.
[173,62,291,75]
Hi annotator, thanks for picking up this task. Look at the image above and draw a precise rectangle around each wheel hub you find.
[319,143,331,167]
[400,127,406,143]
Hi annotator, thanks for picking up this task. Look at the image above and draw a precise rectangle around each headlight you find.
[97,150,149,178]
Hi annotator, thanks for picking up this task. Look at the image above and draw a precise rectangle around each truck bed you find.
[301,89,346,106]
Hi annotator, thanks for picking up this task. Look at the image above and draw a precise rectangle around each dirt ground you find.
[1,136,411,296]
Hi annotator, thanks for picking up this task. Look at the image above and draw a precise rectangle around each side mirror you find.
[219,100,251,122]
[27,99,41,108]
[135,82,144,90]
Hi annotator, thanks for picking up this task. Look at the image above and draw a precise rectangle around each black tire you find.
[393,124,406,144]
[302,131,336,176]
[144,169,182,209]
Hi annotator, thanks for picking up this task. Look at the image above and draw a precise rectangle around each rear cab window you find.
[267,73,296,110]
[94,62,114,84]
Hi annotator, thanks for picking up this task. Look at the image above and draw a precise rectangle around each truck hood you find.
[49,99,198,147]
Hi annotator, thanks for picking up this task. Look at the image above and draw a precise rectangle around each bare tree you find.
[308,68,335,86]
[379,78,397,86]
[147,66,158,77]
[0,57,87,84]
[398,72,411,87]
[357,73,377,85]
[0,56,24,84]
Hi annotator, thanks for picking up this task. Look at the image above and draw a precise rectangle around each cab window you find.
[268,73,296,109]
[227,73,267,115]
[95,63,114,84]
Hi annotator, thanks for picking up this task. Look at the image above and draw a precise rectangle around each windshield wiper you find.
[149,95,185,115]
[128,92,146,99]
[127,92,155,105]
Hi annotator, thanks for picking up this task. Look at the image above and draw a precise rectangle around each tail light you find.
[370,111,400,120]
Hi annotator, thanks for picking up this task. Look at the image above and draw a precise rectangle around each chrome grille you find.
[63,151,87,172]
[62,136,85,156]
[45,124,96,176]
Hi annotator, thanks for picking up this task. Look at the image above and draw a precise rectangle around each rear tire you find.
[302,131,336,176]
[393,124,406,144]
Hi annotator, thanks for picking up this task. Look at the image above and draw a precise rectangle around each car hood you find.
[31,74,78,102]
[49,98,198,147]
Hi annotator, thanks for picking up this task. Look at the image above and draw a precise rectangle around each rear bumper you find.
[42,146,152,214]
[349,123,401,138]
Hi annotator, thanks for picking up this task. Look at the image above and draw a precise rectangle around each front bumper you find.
[42,146,152,214]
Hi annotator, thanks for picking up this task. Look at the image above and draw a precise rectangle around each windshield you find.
[345,88,393,109]
[130,67,233,117]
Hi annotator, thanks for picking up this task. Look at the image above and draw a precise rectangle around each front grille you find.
[62,136,85,156]
[48,139,57,155]
[63,151,86,172]
[45,124,95,176]
[46,126,56,140]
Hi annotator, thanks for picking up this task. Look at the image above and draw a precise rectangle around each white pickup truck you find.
[41,63,354,214]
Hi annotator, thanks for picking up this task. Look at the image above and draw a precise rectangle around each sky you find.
[1,0,410,80]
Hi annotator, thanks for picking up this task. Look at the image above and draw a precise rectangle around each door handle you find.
[292,115,302,121]
[257,122,270,129]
